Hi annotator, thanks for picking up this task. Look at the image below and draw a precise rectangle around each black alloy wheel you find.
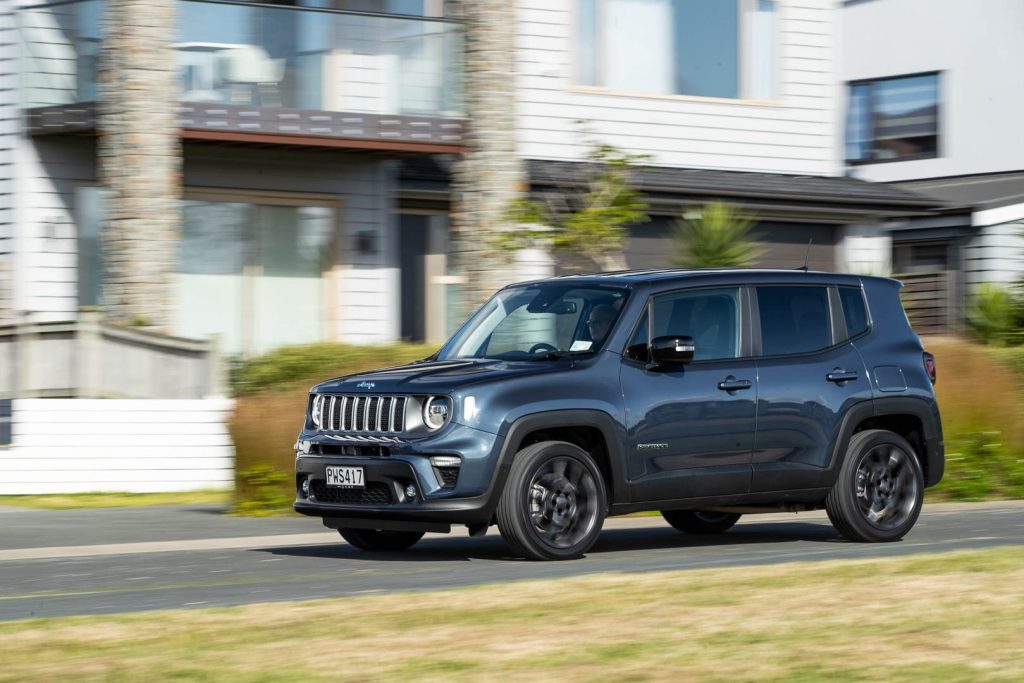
[497,440,607,560]
[826,429,924,542]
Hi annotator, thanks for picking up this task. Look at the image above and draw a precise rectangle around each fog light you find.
[430,455,461,468]
[301,478,310,496]
[404,483,417,500]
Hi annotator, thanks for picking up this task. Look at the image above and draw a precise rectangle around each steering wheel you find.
[528,342,558,354]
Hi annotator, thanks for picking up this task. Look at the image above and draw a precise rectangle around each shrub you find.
[229,342,437,513]
[674,202,763,269]
[232,342,436,395]
[931,431,1024,501]
[966,283,1022,346]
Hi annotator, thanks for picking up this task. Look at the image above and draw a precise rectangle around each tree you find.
[501,143,649,272]
[674,202,762,268]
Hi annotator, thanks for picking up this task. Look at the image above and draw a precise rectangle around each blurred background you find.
[0,0,1021,510]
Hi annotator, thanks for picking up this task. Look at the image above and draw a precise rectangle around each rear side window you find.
[838,286,869,338]
[757,286,833,355]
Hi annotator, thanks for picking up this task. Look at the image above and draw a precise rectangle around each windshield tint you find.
[439,285,630,361]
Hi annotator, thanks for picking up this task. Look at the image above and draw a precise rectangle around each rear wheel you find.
[338,528,424,552]
[661,510,741,534]
[497,441,607,560]
[826,429,924,542]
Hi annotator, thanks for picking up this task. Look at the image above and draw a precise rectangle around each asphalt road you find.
[1,501,1022,621]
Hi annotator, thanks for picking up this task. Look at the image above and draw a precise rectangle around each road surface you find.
[0,501,1021,621]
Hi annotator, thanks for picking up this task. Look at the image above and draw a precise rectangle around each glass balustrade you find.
[21,0,464,119]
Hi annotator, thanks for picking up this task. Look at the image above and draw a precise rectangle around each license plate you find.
[325,466,364,489]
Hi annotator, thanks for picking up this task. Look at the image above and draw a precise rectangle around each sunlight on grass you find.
[0,490,231,510]
[0,546,1021,682]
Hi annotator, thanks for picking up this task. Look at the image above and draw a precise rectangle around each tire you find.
[661,510,741,534]
[496,440,607,561]
[338,528,424,552]
[826,429,924,542]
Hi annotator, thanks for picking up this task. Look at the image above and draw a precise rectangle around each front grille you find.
[310,480,393,505]
[311,444,390,457]
[314,395,407,433]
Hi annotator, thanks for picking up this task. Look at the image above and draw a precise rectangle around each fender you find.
[824,396,944,488]
[493,409,630,506]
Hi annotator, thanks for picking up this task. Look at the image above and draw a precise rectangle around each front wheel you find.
[496,441,607,560]
[338,528,424,552]
[661,510,741,534]
[826,429,924,542]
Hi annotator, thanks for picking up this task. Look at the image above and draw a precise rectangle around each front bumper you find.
[294,422,506,528]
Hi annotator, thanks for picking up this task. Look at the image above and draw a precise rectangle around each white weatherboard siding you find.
[0,398,235,494]
[843,0,1024,183]
[964,221,1024,288]
[836,224,891,276]
[0,0,17,320]
[516,0,840,175]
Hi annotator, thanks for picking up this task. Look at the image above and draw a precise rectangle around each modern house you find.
[842,0,1024,332]
[3,0,976,492]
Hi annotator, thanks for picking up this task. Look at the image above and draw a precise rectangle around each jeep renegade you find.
[294,270,943,560]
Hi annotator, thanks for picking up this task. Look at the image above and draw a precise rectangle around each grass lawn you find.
[1,546,1022,682]
[0,489,231,510]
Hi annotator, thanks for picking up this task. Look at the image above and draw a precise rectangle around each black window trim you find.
[844,70,941,166]
[836,283,873,343]
[620,284,753,367]
[750,283,846,360]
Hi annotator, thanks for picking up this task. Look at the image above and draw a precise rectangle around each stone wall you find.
[97,0,181,329]
[448,0,524,316]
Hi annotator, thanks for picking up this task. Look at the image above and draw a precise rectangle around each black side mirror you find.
[649,336,695,367]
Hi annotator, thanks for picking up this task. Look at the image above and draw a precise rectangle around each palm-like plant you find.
[967,283,1020,346]
[674,202,762,269]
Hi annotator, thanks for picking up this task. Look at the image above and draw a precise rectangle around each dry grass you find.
[1,546,1022,682]
[924,336,1024,449]
[0,490,230,510]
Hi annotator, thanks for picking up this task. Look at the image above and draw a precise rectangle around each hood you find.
[312,358,575,395]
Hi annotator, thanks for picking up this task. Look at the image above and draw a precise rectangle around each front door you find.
[620,287,756,501]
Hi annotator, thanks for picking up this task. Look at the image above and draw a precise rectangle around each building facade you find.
[842,0,1024,331]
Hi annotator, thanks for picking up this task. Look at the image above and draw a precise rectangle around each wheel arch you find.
[827,397,944,488]
[497,410,628,506]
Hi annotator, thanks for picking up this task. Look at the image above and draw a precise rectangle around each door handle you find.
[826,369,859,384]
[717,377,752,392]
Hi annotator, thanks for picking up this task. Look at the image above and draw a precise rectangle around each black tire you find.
[661,510,741,534]
[338,528,424,552]
[496,440,607,561]
[826,429,924,542]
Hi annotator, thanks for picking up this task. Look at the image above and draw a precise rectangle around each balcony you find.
[20,1,465,152]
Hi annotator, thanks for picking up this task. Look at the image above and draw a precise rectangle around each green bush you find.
[966,283,1023,347]
[931,431,1024,501]
[231,342,437,395]
[235,463,292,516]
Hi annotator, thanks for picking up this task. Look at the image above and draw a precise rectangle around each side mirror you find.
[650,336,695,367]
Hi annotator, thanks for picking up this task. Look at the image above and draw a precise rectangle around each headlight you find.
[422,396,452,431]
[310,395,324,429]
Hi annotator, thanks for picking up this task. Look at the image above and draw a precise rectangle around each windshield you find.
[438,285,630,361]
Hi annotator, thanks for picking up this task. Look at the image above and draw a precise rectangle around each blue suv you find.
[294,270,943,560]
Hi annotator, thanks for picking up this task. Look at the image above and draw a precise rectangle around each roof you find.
[400,157,947,218]
[891,171,1024,211]
[509,267,898,289]
[528,159,945,215]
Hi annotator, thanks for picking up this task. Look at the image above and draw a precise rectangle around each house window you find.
[845,73,939,163]
[576,0,776,100]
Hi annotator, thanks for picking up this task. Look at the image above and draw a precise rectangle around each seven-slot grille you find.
[313,394,407,433]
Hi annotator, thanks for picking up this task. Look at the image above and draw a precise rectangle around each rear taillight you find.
[923,351,936,385]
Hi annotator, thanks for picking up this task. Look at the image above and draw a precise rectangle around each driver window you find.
[626,288,740,362]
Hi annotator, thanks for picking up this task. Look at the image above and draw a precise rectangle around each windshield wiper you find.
[534,350,596,361]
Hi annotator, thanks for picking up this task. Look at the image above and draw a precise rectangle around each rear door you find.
[620,286,757,501]
[751,284,873,492]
